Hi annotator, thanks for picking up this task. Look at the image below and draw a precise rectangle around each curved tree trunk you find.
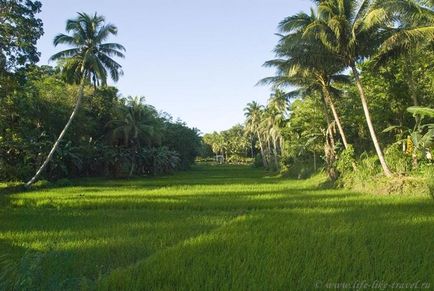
[257,132,268,168]
[272,135,279,171]
[351,65,392,177]
[325,121,338,181]
[313,151,317,172]
[25,78,86,187]
[320,97,338,180]
[250,136,254,158]
[266,137,273,170]
[322,86,350,149]
[129,154,135,177]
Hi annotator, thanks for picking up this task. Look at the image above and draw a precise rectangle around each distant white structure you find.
[215,155,224,164]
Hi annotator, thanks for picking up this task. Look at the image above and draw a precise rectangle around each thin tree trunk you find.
[325,122,338,180]
[320,95,338,180]
[250,136,254,158]
[129,146,135,177]
[272,135,279,171]
[313,151,317,172]
[322,86,357,171]
[267,137,273,170]
[25,78,86,187]
[351,65,392,177]
[257,132,268,168]
[322,86,350,149]
[129,160,135,177]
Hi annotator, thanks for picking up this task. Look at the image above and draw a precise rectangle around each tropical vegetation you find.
[1,0,434,290]
[201,0,434,193]
[0,8,201,184]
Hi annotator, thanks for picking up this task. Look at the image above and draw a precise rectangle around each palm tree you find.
[244,102,268,168]
[265,90,288,170]
[108,97,155,176]
[26,12,125,187]
[303,0,433,177]
[373,0,434,108]
[262,8,353,152]
[298,0,392,176]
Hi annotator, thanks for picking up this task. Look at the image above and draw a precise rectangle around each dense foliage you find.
[206,0,434,190]
[0,0,43,71]
[0,8,201,182]
[0,65,201,181]
[202,124,252,164]
[0,0,44,99]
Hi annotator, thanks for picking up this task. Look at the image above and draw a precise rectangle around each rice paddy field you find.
[0,164,433,290]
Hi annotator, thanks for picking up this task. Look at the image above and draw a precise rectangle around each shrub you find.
[336,145,356,176]
[227,155,253,165]
[384,143,412,174]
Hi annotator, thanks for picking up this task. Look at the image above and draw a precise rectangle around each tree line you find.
[203,0,434,185]
[0,2,201,184]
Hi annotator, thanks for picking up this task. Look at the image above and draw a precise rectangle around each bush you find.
[419,164,434,198]
[337,151,433,197]
[140,147,181,175]
[253,154,263,168]
[33,180,50,188]
[336,145,356,176]
[384,143,412,174]
[281,159,318,179]
[227,155,253,165]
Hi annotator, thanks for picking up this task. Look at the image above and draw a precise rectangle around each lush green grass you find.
[0,165,433,290]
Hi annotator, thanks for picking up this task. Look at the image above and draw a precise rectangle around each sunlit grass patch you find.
[1,164,433,290]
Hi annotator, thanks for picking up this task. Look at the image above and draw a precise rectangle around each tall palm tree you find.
[300,0,391,176]
[262,8,353,152]
[265,90,288,170]
[244,102,268,168]
[303,0,433,176]
[26,12,125,187]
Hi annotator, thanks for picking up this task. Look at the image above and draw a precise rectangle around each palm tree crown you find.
[50,12,126,85]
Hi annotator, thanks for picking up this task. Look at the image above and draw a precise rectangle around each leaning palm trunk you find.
[320,98,339,180]
[325,121,338,181]
[322,87,349,149]
[26,78,86,187]
[257,132,268,168]
[351,65,392,177]
[129,156,135,177]
[272,135,279,170]
[322,86,357,171]
[266,137,273,170]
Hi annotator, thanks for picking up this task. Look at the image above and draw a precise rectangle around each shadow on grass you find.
[1,164,433,290]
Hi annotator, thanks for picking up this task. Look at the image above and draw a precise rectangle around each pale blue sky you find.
[37,0,311,133]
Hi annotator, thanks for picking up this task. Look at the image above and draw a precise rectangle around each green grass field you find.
[1,165,433,290]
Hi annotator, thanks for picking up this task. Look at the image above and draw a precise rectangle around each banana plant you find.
[384,106,434,167]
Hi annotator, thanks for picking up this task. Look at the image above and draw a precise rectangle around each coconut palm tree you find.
[26,12,125,187]
[303,0,433,177]
[299,0,391,176]
[265,90,288,170]
[108,97,155,176]
[263,9,352,152]
[244,102,268,168]
[262,64,351,151]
